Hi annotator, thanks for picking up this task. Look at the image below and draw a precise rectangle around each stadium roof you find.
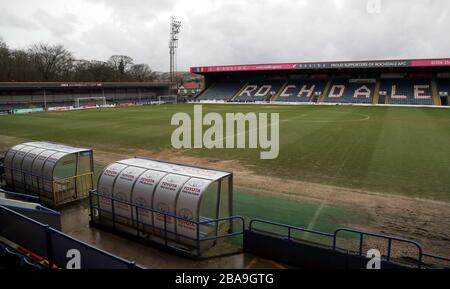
[191,58,450,74]
[0,82,174,89]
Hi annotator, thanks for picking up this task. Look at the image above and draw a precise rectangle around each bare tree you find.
[0,39,159,82]
[0,39,11,80]
[128,64,155,81]
[108,55,134,77]
[9,49,39,81]
[29,43,74,81]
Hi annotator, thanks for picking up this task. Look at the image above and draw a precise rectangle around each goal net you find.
[75,97,107,108]
[158,95,178,105]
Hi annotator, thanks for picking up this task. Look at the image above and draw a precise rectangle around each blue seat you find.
[324,80,375,104]
[234,80,285,102]
[380,79,433,105]
[276,79,326,103]
[198,81,245,101]
[437,79,450,105]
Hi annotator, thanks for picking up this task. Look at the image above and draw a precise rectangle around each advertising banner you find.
[113,166,147,222]
[13,108,44,114]
[411,59,450,67]
[191,58,450,73]
[97,163,128,214]
[132,169,167,227]
[176,178,211,240]
[152,174,190,233]
[47,106,73,111]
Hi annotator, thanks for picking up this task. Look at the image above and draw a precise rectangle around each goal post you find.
[158,95,178,105]
[75,97,107,108]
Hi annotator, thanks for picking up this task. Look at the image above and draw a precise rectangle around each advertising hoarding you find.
[191,58,450,74]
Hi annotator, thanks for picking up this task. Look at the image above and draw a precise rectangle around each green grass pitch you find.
[0,104,449,203]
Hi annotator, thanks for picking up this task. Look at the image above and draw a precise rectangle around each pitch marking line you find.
[288,112,371,123]
[245,257,259,269]
[303,127,366,238]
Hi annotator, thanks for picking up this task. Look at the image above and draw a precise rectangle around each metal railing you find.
[89,190,245,257]
[0,242,46,269]
[333,228,423,268]
[4,167,94,207]
[52,172,94,205]
[249,219,334,244]
[0,188,40,202]
[249,218,450,269]
[0,204,142,269]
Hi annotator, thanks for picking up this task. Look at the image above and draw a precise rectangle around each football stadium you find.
[1,57,449,271]
[0,1,449,277]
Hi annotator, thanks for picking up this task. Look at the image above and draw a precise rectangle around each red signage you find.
[191,58,450,73]
[411,59,450,67]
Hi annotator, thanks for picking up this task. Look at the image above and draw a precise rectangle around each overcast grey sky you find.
[0,0,449,71]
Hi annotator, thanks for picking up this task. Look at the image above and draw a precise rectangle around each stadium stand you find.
[380,79,433,105]
[0,82,172,112]
[192,58,450,107]
[198,81,246,101]
[194,77,442,106]
[276,79,326,103]
[437,78,450,106]
[323,80,375,104]
[234,80,285,102]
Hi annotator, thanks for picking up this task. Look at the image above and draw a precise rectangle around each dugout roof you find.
[5,141,92,184]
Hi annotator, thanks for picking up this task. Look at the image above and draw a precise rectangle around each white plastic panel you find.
[152,174,190,233]
[170,165,228,181]
[119,158,164,170]
[97,163,128,214]
[12,145,35,186]
[4,142,94,205]
[22,148,46,189]
[117,158,230,181]
[31,150,58,191]
[42,152,67,192]
[132,170,167,227]
[4,144,25,184]
[96,158,231,243]
[23,141,89,154]
[176,178,212,239]
[112,166,147,222]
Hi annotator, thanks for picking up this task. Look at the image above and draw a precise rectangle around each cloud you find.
[33,9,79,37]
[0,0,450,71]
[0,10,38,30]
[86,0,177,23]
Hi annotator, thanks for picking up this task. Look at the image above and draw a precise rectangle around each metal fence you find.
[2,188,448,269]
[89,190,245,258]
[5,168,94,207]
[52,172,94,206]
[0,204,141,269]
[249,219,450,269]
